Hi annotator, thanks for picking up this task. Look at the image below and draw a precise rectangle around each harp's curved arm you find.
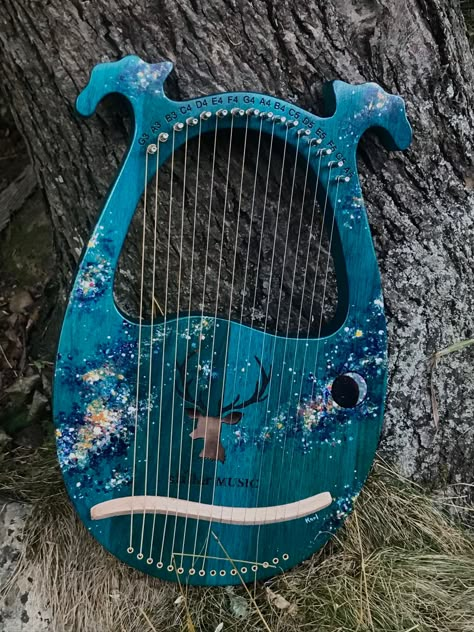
[90,492,333,525]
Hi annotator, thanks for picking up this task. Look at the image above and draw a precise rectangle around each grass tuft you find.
[1,450,473,631]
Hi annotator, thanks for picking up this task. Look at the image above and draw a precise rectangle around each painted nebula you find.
[56,292,387,499]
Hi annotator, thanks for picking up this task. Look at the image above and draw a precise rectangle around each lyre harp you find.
[53,56,411,585]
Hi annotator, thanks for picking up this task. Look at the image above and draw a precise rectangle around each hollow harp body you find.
[53,56,411,586]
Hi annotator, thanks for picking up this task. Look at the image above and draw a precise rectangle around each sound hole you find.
[115,126,339,336]
[331,373,367,408]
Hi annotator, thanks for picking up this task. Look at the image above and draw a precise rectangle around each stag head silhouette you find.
[177,354,271,463]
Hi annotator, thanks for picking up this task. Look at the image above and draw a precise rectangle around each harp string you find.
[157,128,177,566]
[240,120,289,527]
[178,116,203,570]
[247,118,278,334]
[190,115,220,568]
[253,137,312,562]
[265,146,321,513]
[200,112,237,571]
[128,145,150,552]
[211,111,251,529]
[282,167,341,523]
[273,150,324,508]
[169,123,190,563]
[138,140,161,561]
[232,117,279,526]
[147,139,164,562]
[227,114,264,527]
[247,131,301,568]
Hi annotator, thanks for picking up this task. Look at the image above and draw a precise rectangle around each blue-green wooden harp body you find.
[53,56,411,586]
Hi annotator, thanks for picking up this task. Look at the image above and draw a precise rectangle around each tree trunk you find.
[1,0,473,499]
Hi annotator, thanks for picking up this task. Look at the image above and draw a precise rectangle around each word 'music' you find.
[169,472,259,489]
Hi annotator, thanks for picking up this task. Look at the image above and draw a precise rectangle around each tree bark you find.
[1,0,473,499]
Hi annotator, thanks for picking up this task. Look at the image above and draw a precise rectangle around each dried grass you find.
[1,449,473,632]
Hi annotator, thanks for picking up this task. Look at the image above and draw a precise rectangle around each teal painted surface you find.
[53,56,412,586]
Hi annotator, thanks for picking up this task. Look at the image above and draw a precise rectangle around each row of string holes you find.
[135,553,290,575]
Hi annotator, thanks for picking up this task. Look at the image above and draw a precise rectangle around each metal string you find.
[257,145,321,532]
[157,129,177,565]
[138,141,161,560]
[179,118,203,569]
[212,114,250,528]
[128,147,150,553]
[190,115,220,568]
[245,118,278,338]
[240,120,288,526]
[248,131,301,567]
[273,150,324,509]
[282,165,340,521]
[256,139,312,540]
[169,124,190,563]
[261,140,313,513]
[292,177,342,520]
[229,115,264,389]
[227,115,264,526]
[200,114,236,571]
[147,140,164,562]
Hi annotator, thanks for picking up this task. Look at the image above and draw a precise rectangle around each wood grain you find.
[90,491,333,524]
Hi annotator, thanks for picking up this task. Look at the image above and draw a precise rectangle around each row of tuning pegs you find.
[146,109,351,183]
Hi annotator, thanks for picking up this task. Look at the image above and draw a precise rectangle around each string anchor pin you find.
[146,143,157,154]
[309,137,323,146]
[186,117,199,126]
[245,107,260,116]
[158,132,169,143]
[173,122,185,132]
[216,108,228,117]
[200,111,212,120]
[328,160,344,168]
[297,128,311,137]
[231,107,245,116]
[285,119,299,128]
[336,175,351,183]
[316,148,332,156]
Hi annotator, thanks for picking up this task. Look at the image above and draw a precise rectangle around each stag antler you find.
[175,350,207,413]
[178,355,272,463]
[220,356,271,414]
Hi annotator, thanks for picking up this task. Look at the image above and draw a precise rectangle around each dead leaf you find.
[27,389,49,422]
[214,624,224,632]
[0,427,11,448]
[9,289,34,314]
[174,595,185,605]
[225,586,249,619]
[7,313,19,327]
[6,374,41,399]
[26,305,41,331]
[265,587,297,614]
[5,328,20,345]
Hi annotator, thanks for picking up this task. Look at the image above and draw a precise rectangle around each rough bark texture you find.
[1,0,474,496]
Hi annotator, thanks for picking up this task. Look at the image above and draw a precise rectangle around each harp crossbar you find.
[90,492,333,525]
